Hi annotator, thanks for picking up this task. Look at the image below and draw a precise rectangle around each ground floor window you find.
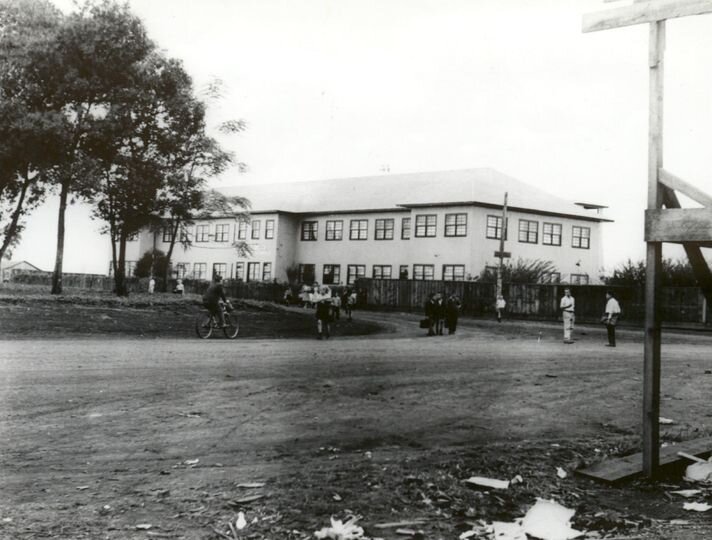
[322,264,340,285]
[212,263,227,280]
[299,264,315,284]
[347,264,365,285]
[262,262,272,281]
[541,272,561,284]
[175,262,190,279]
[413,264,434,281]
[372,265,392,279]
[193,263,207,280]
[570,273,589,285]
[247,262,260,282]
[399,265,409,279]
[235,262,245,281]
[442,264,465,281]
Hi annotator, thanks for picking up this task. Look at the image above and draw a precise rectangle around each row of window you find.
[157,220,276,244]
[485,216,591,249]
[300,215,591,249]
[298,263,468,285]
[173,261,272,281]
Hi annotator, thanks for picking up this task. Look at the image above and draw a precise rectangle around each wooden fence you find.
[355,278,711,325]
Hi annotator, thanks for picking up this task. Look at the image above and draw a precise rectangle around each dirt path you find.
[1,316,712,539]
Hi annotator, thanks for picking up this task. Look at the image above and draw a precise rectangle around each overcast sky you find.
[12,0,712,274]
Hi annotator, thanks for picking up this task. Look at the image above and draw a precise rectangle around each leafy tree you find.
[0,0,64,261]
[603,258,698,287]
[85,50,200,296]
[480,258,558,284]
[154,79,249,289]
[20,0,154,294]
[134,249,168,279]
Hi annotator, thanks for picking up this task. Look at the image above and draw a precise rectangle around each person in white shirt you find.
[603,291,622,347]
[495,295,506,323]
[559,288,575,344]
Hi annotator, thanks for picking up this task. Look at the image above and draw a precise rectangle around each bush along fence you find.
[354,278,712,326]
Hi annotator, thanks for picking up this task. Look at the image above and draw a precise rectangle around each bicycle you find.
[195,301,239,339]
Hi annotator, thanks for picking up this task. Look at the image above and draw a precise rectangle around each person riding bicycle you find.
[202,274,228,328]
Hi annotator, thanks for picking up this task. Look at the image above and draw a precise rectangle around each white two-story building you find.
[121,168,611,285]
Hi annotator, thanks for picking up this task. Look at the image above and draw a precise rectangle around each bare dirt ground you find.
[1,300,712,539]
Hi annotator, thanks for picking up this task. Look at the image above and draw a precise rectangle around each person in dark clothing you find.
[434,294,446,335]
[424,293,438,336]
[446,294,461,334]
[202,274,227,327]
[315,286,333,339]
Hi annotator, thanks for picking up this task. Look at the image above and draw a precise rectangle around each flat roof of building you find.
[219,168,611,222]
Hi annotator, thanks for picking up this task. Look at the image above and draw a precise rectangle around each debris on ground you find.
[683,461,712,483]
[236,482,266,488]
[682,502,712,512]
[521,499,583,540]
[556,467,567,479]
[669,489,701,497]
[659,417,675,425]
[463,476,510,489]
[314,516,365,540]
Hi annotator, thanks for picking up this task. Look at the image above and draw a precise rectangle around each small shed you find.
[1,260,44,282]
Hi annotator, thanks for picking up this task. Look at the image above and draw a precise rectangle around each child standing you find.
[495,295,506,323]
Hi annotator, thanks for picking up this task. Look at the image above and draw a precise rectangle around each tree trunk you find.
[114,231,129,297]
[51,180,69,294]
[0,169,31,262]
[163,220,180,292]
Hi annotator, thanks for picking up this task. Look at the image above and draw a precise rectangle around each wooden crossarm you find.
[659,169,712,207]
[662,187,712,303]
[583,0,712,33]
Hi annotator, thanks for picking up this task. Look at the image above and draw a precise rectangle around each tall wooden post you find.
[643,20,665,477]
[496,192,509,298]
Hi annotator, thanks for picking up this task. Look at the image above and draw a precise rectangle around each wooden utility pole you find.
[495,192,509,298]
[583,0,712,478]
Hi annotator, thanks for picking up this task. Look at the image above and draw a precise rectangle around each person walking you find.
[603,291,621,347]
[559,288,575,344]
[495,294,506,323]
[445,294,461,335]
[434,293,446,335]
[148,276,156,294]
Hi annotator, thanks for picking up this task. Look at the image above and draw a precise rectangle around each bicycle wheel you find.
[223,314,239,339]
[195,313,214,339]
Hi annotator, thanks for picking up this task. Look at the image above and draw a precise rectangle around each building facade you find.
[120,169,611,285]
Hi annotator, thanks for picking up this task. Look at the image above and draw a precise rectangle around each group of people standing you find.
[423,293,462,336]
[559,288,622,346]
[312,285,357,340]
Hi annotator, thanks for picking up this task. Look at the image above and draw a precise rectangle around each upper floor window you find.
[413,264,434,280]
[195,224,209,242]
[444,213,467,237]
[415,214,436,237]
[162,227,173,243]
[442,264,465,281]
[251,220,260,240]
[572,226,590,249]
[237,221,247,240]
[486,215,507,240]
[350,219,368,240]
[127,232,138,242]
[265,219,275,239]
[401,217,411,240]
[179,226,190,243]
[301,221,318,241]
[542,222,562,246]
[215,223,230,243]
[518,219,538,244]
[375,218,394,240]
[326,220,343,241]
[372,265,392,279]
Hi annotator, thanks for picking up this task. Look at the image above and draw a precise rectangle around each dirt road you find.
[1,315,712,539]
